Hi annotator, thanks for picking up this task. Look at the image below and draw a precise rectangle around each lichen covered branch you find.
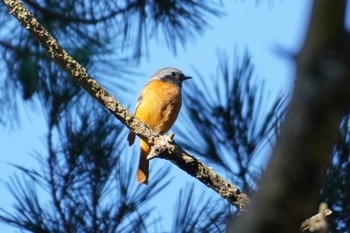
[2,0,249,211]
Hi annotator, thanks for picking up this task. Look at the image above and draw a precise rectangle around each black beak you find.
[182,76,192,81]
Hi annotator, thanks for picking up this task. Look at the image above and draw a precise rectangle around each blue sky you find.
[0,1,312,232]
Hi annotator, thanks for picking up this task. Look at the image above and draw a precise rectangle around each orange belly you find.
[133,79,182,184]
[135,80,182,134]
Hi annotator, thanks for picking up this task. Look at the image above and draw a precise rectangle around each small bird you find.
[127,68,191,184]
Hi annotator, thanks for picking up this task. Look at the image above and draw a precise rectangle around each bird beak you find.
[182,76,192,81]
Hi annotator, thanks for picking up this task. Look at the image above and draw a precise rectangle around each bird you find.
[127,68,192,184]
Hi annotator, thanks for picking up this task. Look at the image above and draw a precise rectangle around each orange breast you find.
[135,80,182,134]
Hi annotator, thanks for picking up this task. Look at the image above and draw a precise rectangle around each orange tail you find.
[137,140,150,184]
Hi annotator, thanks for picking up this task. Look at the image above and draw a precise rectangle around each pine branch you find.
[2,0,249,211]
[47,106,71,233]
[22,0,140,24]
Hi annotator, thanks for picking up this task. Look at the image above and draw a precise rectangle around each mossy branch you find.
[2,0,249,211]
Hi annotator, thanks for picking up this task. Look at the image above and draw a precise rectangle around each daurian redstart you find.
[127,68,191,184]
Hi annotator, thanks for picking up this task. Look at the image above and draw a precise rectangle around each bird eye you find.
[171,72,176,77]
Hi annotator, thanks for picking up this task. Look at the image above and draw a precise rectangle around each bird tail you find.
[137,140,149,184]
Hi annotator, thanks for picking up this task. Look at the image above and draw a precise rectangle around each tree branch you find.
[231,1,350,232]
[2,0,249,211]
[301,202,332,233]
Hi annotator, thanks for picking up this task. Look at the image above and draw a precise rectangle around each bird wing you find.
[127,88,144,146]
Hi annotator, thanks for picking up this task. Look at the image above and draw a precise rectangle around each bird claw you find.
[147,133,175,160]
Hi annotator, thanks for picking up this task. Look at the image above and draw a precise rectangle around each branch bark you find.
[230,1,350,232]
[301,202,332,233]
[2,0,249,211]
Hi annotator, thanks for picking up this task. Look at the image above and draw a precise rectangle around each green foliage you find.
[0,1,228,232]
[172,184,235,233]
[16,55,39,100]
[179,51,285,192]
[0,0,222,126]
[5,1,349,233]
[0,105,171,233]
[166,51,285,232]
[0,43,287,231]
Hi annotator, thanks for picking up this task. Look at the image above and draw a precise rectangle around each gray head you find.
[149,67,192,88]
